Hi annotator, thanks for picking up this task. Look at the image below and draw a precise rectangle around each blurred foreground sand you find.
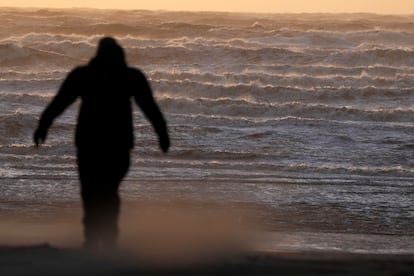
[0,199,413,275]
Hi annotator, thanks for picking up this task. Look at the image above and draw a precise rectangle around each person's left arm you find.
[34,69,80,146]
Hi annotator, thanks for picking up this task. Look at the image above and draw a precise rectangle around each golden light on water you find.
[1,0,414,14]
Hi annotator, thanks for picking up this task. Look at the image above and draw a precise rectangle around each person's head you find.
[94,37,126,67]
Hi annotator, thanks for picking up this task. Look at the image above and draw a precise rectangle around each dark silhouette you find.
[33,37,170,250]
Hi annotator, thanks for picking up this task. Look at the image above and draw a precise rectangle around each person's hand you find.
[159,135,170,153]
[33,126,48,147]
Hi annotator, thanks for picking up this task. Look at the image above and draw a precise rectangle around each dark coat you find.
[37,54,168,151]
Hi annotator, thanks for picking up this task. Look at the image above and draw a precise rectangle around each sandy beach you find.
[0,200,413,275]
[0,244,413,276]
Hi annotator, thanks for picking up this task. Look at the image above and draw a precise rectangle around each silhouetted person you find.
[33,37,170,250]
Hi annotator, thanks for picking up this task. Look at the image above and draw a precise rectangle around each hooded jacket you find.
[37,37,167,151]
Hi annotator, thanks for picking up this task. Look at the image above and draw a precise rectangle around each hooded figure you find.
[34,37,170,249]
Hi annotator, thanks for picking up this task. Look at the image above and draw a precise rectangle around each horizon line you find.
[0,6,413,16]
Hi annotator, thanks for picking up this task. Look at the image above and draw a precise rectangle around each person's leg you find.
[77,150,102,249]
[80,187,101,249]
[81,186,120,249]
[99,150,130,248]
[98,185,121,248]
[77,149,130,249]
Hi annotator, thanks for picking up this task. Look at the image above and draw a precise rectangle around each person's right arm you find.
[133,70,170,153]
[34,69,80,147]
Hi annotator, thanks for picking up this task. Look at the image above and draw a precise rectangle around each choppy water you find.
[0,8,413,252]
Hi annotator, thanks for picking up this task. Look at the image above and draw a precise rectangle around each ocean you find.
[0,8,413,253]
